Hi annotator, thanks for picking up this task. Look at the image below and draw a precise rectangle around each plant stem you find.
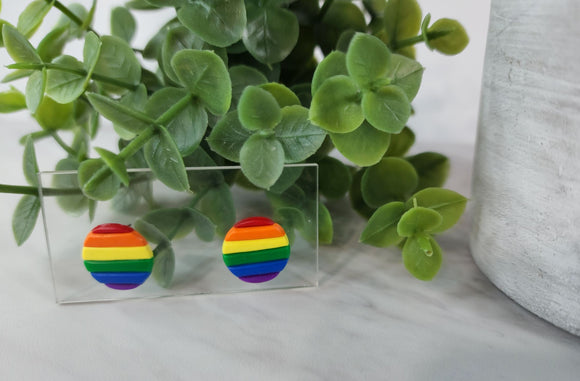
[48,0,99,36]
[155,93,193,125]
[318,0,335,21]
[8,63,139,91]
[50,131,77,157]
[189,187,209,209]
[0,184,82,197]
[392,30,450,50]
[19,130,51,145]
[89,93,193,186]
[117,127,156,161]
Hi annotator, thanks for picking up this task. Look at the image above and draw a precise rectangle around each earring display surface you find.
[222,217,290,283]
[82,224,153,290]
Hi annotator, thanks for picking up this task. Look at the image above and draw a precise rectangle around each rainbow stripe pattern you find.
[82,223,153,290]
[222,217,290,283]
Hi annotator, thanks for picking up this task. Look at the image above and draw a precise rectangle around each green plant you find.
[0,0,469,283]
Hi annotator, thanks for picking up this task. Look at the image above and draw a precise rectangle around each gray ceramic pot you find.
[471,0,580,335]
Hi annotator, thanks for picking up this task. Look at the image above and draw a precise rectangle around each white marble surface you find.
[2,1,579,380]
[2,142,580,380]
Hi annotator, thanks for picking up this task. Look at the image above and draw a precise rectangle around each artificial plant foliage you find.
[0,0,470,283]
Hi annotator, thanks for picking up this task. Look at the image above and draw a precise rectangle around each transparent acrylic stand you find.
[38,164,318,304]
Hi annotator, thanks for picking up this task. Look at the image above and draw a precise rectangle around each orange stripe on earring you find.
[83,231,148,247]
[225,223,286,242]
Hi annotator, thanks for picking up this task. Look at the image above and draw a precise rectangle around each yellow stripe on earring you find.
[222,235,289,254]
[82,245,154,261]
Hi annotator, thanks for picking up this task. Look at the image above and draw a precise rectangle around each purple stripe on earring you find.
[105,283,141,290]
[239,273,279,283]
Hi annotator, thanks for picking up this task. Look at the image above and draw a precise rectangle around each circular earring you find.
[222,217,290,283]
[82,223,153,290]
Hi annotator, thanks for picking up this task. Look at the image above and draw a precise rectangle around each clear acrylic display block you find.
[38,164,318,304]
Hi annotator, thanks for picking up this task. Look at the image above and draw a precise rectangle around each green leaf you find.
[53,158,88,215]
[403,235,442,281]
[113,84,148,139]
[267,184,305,211]
[37,26,68,62]
[23,136,39,187]
[88,199,97,222]
[146,88,207,156]
[139,208,197,240]
[199,183,235,237]
[93,35,141,91]
[363,0,387,17]
[360,201,405,247]
[0,19,10,48]
[152,243,175,288]
[162,25,203,84]
[229,65,268,107]
[383,0,422,43]
[397,207,442,237]
[186,207,216,242]
[87,93,154,134]
[78,158,121,201]
[361,157,418,207]
[82,0,97,32]
[243,3,299,64]
[240,134,285,189]
[34,96,74,130]
[309,75,363,133]
[406,152,450,190]
[2,69,33,84]
[346,33,391,89]
[330,121,391,166]
[387,54,423,101]
[12,195,40,246]
[71,126,89,157]
[260,82,301,107]
[55,3,88,38]
[111,7,136,43]
[385,126,415,157]
[275,105,326,162]
[300,201,333,244]
[126,0,159,9]
[0,87,26,113]
[238,86,282,131]
[349,169,376,219]
[2,24,42,63]
[111,185,143,213]
[319,156,352,199]
[24,69,45,113]
[145,0,184,5]
[311,51,347,95]
[46,55,86,104]
[17,0,54,38]
[406,188,467,233]
[207,111,252,162]
[317,0,366,54]
[268,166,304,194]
[134,220,169,248]
[177,0,246,47]
[171,49,232,115]
[362,85,410,133]
[336,29,356,53]
[94,147,130,186]
[144,126,190,192]
[83,31,102,80]
[427,18,469,55]
[143,19,180,59]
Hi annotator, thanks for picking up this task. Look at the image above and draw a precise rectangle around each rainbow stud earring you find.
[82,224,153,290]
[222,217,290,283]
